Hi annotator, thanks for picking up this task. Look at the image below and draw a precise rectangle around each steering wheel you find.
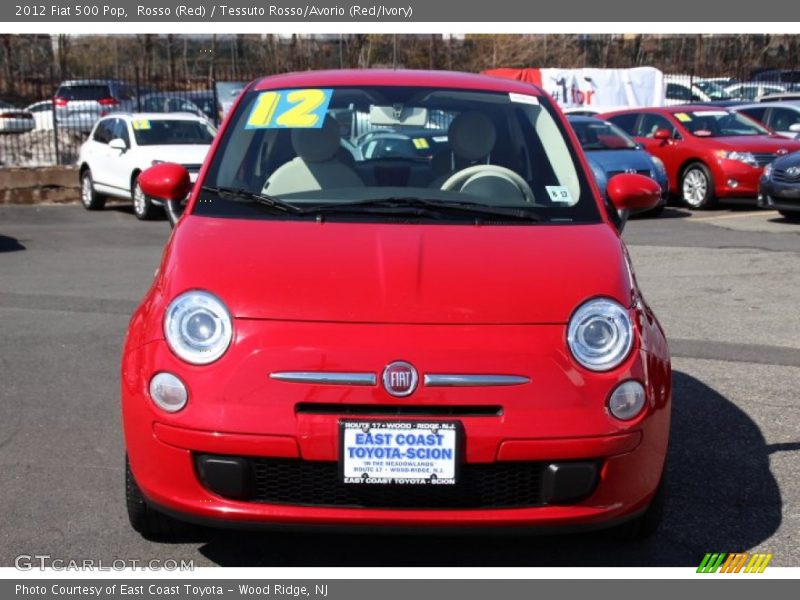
[440,165,535,203]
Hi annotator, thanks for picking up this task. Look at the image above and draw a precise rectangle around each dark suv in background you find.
[53,79,138,133]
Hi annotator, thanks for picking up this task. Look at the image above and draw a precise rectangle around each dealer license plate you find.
[339,421,459,485]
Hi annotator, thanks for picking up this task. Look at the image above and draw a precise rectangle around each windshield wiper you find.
[299,197,541,222]
[200,186,302,214]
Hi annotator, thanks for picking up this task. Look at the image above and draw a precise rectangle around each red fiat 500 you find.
[123,70,671,540]
[600,105,800,209]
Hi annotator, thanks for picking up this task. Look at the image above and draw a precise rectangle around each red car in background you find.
[600,106,800,209]
[123,69,670,540]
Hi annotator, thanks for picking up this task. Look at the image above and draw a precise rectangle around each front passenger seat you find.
[264,117,363,195]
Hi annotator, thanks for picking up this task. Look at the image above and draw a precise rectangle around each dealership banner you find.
[0,0,795,22]
[483,67,665,111]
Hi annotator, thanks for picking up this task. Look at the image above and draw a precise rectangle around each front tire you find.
[610,473,667,540]
[132,176,160,221]
[126,456,193,540]
[680,163,716,210]
[80,169,106,211]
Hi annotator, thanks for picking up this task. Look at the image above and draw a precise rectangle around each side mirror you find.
[607,173,662,214]
[108,138,127,152]
[653,129,672,141]
[789,123,800,133]
[138,163,191,228]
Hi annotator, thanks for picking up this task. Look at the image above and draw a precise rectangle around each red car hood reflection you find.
[709,135,799,153]
[163,217,631,324]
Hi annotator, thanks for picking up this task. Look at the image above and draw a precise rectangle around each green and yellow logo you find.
[697,552,773,573]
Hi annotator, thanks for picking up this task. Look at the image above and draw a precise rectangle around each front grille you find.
[772,169,800,184]
[198,456,547,509]
[295,403,503,417]
[754,153,778,167]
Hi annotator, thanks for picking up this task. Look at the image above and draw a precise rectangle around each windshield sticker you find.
[246,88,333,129]
[412,137,430,150]
[693,130,713,137]
[131,119,151,130]
[675,113,692,122]
[546,185,574,204]
[432,136,448,143]
[509,93,540,106]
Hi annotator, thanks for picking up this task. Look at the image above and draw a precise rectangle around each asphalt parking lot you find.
[0,202,798,567]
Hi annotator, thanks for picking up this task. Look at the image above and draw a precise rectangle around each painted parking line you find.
[691,211,778,222]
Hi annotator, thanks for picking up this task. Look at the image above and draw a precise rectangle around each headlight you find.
[567,298,634,371]
[716,150,758,168]
[164,290,233,364]
[763,162,773,179]
[650,155,666,176]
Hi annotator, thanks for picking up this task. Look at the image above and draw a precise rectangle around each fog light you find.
[727,179,739,188]
[149,372,188,412]
[608,380,646,420]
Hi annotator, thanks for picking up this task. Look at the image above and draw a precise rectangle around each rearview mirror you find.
[108,138,127,152]
[138,163,191,228]
[653,129,672,141]
[607,173,661,214]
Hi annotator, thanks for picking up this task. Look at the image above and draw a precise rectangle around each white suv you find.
[78,113,215,220]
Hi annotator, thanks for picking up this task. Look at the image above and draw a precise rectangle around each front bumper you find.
[122,320,671,530]
[712,160,762,198]
[758,177,800,211]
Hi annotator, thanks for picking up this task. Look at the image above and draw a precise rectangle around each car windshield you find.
[676,110,770,137]
[695,81,732,100]
[57,85,111,101]
[132,119,215,145]
[199,85,598,224]
[570,119,637,150]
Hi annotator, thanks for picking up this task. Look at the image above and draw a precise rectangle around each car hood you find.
[145,144,210,165]
[712,135,800,153]
[160,217,632,324]
[585,149,656,173]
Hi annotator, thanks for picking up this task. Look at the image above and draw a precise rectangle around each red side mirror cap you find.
[653,129,671,140]
[138,163,191,202]
[607,173,662,213]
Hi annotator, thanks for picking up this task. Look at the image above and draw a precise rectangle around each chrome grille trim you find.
[423,374,530,387]
[270,372,376,386]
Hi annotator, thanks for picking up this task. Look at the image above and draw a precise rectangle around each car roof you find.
[58,79,128,86]
[252,69,546,96]
[101,112,208,121]
[737,101,800,110]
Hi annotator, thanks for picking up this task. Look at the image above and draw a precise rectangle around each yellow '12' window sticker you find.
[132,119,151,130]
[246,88,334,129]
[412,137,430,150]
[675,113,692,122]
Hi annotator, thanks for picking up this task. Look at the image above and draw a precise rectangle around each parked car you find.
[734,102,800,139]
[664,76,712,105]
[725,83,786,101]
[752,69,800,91]
[568,115,668,216]
[759,151,800,220]
[138,93,211,122]
[78,113,215,220]
[601,105,800,209]
[124,69,670,541]
[0,100,34,133]
[356,129,448,161]
[693,79,733,101]
[758,92,800,103]
[54,79,138,133]
[25,100,53,130]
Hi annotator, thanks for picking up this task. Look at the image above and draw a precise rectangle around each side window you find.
[113,119,131,147]
[666,83,692,102]
[770,108,800,131]
[741,107,767,124]
[637,113,676,138]
[606,113,639,136]
[92,119,112,144]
